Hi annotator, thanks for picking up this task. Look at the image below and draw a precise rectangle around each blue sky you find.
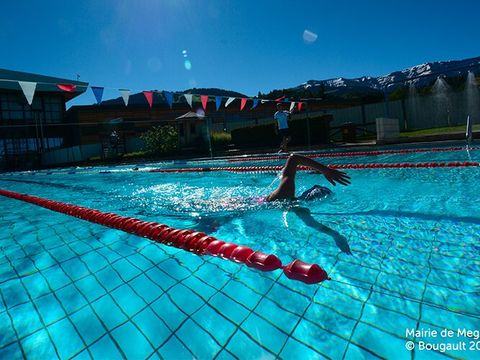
[1,0,479,105]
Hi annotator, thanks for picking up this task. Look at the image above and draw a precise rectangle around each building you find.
[0,68,88,169]
[66,91,336,156]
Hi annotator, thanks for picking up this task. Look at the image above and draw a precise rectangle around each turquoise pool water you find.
[0,142,479,359]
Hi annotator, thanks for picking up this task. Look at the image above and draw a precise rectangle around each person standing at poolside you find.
[274,103,293,153]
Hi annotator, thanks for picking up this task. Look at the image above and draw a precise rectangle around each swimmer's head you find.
[298,185,332,201]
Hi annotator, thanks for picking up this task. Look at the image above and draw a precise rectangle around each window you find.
[43,96,63,123]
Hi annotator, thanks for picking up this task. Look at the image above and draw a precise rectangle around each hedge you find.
[231,115,332,147]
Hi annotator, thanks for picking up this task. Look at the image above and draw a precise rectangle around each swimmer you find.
[265,153,350,202]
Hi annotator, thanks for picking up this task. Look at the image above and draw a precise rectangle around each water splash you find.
[466,71,480,125]
[407,82,420,130]
[432,77,452,127]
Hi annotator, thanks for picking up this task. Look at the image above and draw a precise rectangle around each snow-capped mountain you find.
[296,55,480,96]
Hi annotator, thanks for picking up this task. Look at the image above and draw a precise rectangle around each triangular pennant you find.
[225,97,235,107]
[289,102,295,111]
[164,91,174,109]
[275,95,285,102]
[18,81,36,105]
[119,89,130,106]
[240,98,247,111]
[201,95,208,110]
[215,96,222,111]
[57,83,77,92]
[251,99,259,110]
[91,86,104,104]
[298,102,303,111]
[143,91,153,108]
[183,94,193,108]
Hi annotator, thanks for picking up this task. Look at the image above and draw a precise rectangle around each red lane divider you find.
[227,146,479,163]
[0,189,329,285]
[146,161,480,173]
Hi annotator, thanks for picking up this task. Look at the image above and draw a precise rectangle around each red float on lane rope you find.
[0,189,329,285]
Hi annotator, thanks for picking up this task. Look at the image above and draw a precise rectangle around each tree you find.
[141,125,178,154]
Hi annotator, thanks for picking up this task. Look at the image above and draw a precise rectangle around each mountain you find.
[99,88,246,107]
[182,88,246,98]
[292,55,480,98]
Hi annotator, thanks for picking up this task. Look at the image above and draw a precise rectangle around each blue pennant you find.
[91,86,104,104]
[215,96,223,111]
[164,91,174,108]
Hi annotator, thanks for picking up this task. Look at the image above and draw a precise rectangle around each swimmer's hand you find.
[321,168,351,186]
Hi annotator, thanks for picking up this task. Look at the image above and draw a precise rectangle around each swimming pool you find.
[1,142,479,359]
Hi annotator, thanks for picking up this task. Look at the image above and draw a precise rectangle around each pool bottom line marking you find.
[0,189,329,285]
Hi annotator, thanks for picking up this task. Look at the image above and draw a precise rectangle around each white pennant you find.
[290,102,295,111]
[225,97,235,107]
[19,81,36,105]
[119,89,130,106]
[184,94,193,108]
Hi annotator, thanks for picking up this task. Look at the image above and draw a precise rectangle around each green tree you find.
[141,125,178,154]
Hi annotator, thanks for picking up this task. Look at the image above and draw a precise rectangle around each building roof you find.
[0,68,89,100]
[176,111,206,120]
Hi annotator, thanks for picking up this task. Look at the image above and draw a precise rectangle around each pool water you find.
[1,143,479,359]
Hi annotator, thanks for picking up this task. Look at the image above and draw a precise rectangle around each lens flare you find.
[303,29,318,43]
[195,108,205,117]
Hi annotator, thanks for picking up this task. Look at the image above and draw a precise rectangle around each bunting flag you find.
[275,95,285,102]
[91,86,104,104]
[119,89,130,106]
[225,97,235,107]
[201,95,208,110]
[184,94,193,108]
[164,91,174,109]
[57,83,77,92]
[215,96,222,111]
[143,91,153,108]
[290,102,295,111]
[240,98,247,110]
[298,102,303,112]
[251,99,259,110]
[18,81,36,105]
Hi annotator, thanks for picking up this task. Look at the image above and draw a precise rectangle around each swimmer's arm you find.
[291,154,351,186]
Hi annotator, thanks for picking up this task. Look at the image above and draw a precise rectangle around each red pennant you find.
[275,95,285,102]
[240,98,247,110]
[201,95,208,110]
[143,91,153,108]
[57,83,77,92]
[298,102,303,111]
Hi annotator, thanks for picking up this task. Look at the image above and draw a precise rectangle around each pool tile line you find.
[1,253,63,359]
[337,254,476,300]
[411,224,459,360]
[332,274,480,320]
[2,215,474,359]
[340,232,398,360]
[0,288,28,359]
[212,273,283,360]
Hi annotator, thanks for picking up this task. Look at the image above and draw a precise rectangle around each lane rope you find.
[0,189,329,285]
[227,146,480,163]
[143,161,480,173]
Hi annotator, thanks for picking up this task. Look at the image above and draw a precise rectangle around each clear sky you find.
[1,0,479,105]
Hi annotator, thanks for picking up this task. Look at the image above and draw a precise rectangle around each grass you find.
[400,124,480,137]
[211,131,232,146]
